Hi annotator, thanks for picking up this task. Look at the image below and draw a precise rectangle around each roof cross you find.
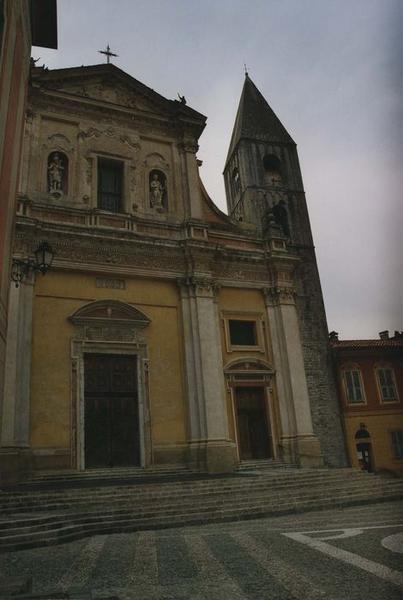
[98,43,118,64]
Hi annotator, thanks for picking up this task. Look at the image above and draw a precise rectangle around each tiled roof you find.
[331,339,403,350]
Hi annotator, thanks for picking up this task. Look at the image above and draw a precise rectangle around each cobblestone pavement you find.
[1,501,402,599]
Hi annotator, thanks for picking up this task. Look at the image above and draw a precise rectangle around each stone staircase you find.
[0,466,402,552]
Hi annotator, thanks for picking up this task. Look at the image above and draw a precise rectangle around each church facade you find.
[1,63,347,474]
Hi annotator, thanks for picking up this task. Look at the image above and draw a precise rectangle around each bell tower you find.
[224,74,347,467]
[224,73,311,244]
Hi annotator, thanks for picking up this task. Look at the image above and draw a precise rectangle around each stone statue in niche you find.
[149,170,167,210]
[48,152,67,194]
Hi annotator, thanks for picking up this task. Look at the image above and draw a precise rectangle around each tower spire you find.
[225,75,294,168]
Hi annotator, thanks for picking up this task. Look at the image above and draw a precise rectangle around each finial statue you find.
[177,93,187,104]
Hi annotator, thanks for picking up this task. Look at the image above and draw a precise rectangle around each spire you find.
[225,75,295,166]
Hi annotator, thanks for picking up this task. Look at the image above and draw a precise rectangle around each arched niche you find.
[149,169,167,210]
[48,151,69,195]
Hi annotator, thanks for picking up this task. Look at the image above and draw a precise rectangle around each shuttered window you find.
[391,431,403,458]
[377,368,398,402]
[343,370,365,404]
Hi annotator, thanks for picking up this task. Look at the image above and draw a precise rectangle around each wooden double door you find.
[235,387,272,460]
[84,354,140,468]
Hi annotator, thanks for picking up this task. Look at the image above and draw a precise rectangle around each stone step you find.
[1,480,392,514]
[1,479,394,514]
[2,481,402,536]
[238,459,298,470]
[1,468,373,497]
[26,464,190,482]
[0,487,401,552]
[0,469,392,500]
[1,478,402,530]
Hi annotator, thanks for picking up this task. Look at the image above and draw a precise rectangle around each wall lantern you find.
[11,242,54,287]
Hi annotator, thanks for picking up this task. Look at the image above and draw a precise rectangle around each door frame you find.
[232,384,275,461]
[72,340,151,471]
[224,359,277,463]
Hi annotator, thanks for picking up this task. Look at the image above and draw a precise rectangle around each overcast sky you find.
[34,0,403,339]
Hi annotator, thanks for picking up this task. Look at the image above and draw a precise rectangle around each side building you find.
[1,63,346,475]
[0,0,57,482]
[331,330,403,474]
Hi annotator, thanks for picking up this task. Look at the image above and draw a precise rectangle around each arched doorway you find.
[69,299,152,470]
[355,424,373,472]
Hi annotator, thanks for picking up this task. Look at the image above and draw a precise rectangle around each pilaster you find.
[263,278,323,467]
[0,276,35,482]
[178,277,236,472]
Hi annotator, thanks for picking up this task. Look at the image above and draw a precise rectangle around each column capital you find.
[178,276,220,299]
[262,285,296,306]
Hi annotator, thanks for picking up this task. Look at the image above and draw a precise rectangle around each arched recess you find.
[224,358,278,462]
[68,300,152,471]
[263,153,283,186]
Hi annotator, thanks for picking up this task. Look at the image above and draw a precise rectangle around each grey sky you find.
[34,0,403,339]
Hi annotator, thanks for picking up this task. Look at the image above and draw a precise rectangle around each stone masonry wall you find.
[295,249,348,467]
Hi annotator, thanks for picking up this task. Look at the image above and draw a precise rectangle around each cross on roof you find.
[98,44,118,64]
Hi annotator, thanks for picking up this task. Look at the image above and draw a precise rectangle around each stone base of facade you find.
[0,447,33,485]
[31,448,72,471]
[152,443,188,466]
[187,440,238,473]
[281,435,324,467]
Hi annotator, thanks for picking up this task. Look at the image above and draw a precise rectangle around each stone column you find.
[264,285,323,467]
[0,276,34,470]
[179,278,237,472]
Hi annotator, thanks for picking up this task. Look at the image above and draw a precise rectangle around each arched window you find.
[47,151,68,194]
[263,154,282,186]
[149,169,167,210]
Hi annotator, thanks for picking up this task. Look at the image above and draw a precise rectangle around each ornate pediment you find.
[60,80,156,113]
[224,358,274,374]
[69,299,151,329]
[32,64,206,127]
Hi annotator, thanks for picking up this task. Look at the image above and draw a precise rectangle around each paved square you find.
[0,501,402,599]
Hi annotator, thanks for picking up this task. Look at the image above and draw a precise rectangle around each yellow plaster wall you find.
[218,287,273,445]
[30,271,187,450]
[344,412,403,472]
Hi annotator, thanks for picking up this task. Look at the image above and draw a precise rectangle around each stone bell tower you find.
[224,74,347,467]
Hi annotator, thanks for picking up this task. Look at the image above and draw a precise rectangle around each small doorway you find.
[355,424,373,472]
[235,387,272,460]
[84,354,140,468]
[356,442,373,472]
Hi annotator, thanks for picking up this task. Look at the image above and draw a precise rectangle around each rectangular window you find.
[343,370,365,404]
[391,431,403,459]
[98,158,123,213]
[377,368,398,402]
[229,320,257,346]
